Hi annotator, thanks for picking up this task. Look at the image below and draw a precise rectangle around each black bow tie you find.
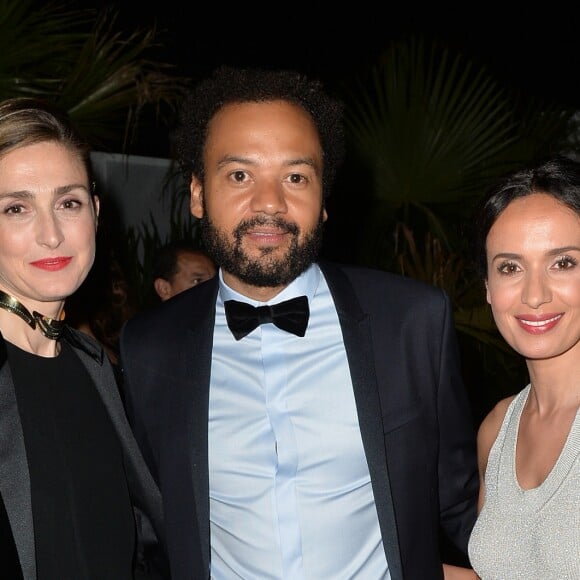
[224,296,309,340]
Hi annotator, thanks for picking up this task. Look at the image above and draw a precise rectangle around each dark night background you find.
[62,2,576,417]
[68,2,580,158]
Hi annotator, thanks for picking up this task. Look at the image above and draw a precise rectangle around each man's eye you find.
[232,171,246,182]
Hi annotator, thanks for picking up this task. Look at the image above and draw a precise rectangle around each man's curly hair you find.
[174,65,345,199]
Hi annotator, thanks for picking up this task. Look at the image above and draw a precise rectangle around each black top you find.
[7,340,135,579]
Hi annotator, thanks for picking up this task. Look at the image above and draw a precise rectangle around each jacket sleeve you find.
[436,292,479,565]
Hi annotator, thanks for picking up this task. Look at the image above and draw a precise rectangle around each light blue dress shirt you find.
[209,263,390,579]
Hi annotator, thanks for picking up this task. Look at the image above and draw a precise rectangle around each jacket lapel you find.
[188,281,217,573]
[67,329,164,533]
[0,341,36,580]
[319,262,403,580]
[166,279,217,574]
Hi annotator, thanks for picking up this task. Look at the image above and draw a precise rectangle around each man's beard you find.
[200,212,325,287]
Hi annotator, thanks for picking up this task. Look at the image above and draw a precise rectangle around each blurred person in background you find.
[152,240,216,302]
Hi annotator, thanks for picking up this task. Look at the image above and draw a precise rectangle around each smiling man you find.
[120,65,479,580]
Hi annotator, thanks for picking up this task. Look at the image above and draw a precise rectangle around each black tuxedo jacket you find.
[121,261,479,580]
[0,327,167,580]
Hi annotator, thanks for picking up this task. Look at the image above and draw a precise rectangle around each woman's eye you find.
[61,199,81,209]
[498,261,519,275]
[554,256,578,270]
[3,204,24,215]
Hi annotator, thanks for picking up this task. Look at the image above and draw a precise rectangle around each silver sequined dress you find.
[468,385,580,579]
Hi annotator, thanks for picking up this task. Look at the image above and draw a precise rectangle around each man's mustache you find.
[234,217,299,237]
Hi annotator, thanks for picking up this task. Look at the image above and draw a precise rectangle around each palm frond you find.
[55,8,190,150]
[0,1,189,152]
[0,0,93,98]
[345,36,517,207]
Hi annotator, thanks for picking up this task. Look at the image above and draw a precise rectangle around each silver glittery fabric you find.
[468,385,580,579]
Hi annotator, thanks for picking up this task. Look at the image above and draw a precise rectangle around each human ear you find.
[154,278,170,301]
[93,195,100,227]
[190,177,204,219]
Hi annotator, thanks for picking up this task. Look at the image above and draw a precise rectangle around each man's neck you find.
[220,263,321,303]
[220,270,289,302]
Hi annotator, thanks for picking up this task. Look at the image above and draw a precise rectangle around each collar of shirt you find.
[217,263,321,307]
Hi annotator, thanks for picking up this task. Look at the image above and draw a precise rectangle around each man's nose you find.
[249,179,288,215]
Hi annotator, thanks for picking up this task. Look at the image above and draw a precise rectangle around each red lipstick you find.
[30,257,72,271]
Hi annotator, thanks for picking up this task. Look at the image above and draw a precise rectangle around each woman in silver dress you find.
[466,155,580,579]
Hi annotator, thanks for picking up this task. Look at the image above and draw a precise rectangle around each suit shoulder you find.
[321,261,448,304]
[123,278,217,340]
[64,326,106,360]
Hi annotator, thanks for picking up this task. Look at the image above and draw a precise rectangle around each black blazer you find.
[0,327,167,580]
[121,261,479,580]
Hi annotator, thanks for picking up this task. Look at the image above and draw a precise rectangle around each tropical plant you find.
[340,35,579,414]
[0,0,194,355]
[343,37,515,256]
[343,36,578,263]
[0,0,189,152]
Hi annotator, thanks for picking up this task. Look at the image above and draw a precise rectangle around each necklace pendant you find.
[33,312,65,340]
[0,290,64,340]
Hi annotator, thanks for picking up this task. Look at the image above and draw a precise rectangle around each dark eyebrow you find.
[492,246,580,262]
[55,183,91,195]
[216,155,254,169]
[0,183,90,200]
[0,190,34,201]
[216,155,318,170]
[490,252,520,261]
[286,157,318,169]
[547,246,580,255]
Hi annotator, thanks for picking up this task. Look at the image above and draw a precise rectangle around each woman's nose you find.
[521,270,551,308]
[36,210,64,248]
